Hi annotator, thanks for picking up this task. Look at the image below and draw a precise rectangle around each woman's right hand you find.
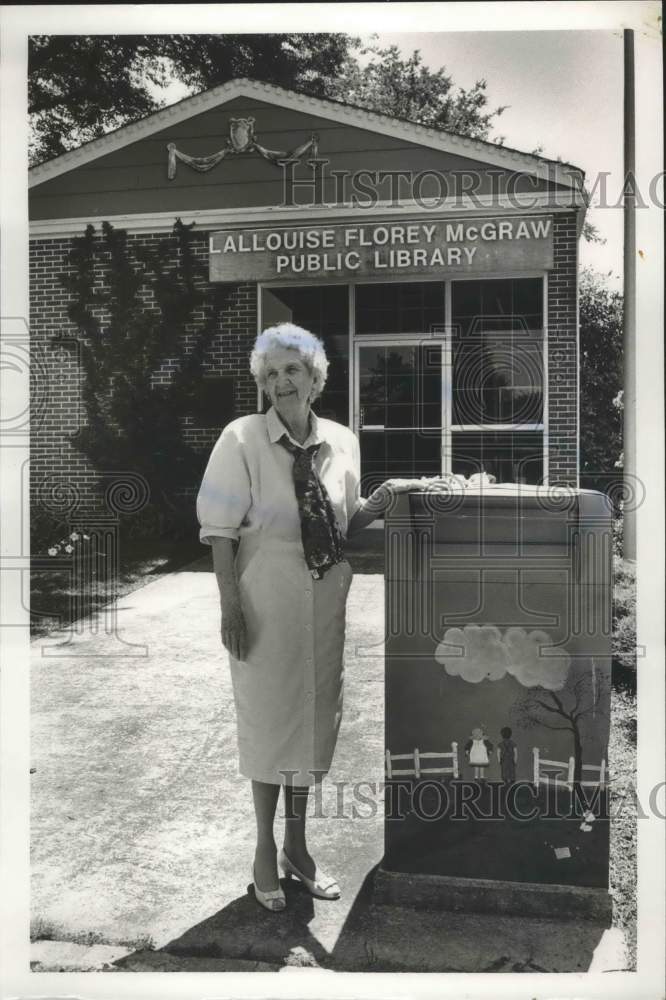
[221,599,248,661]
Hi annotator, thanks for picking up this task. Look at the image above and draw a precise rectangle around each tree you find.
[30,36,171,165]
[60,219,229,533]
[325,42,507,139]
[511,666,608,784]
[29,33,355,165]
[29,34,510,165]
[578,267,624,481]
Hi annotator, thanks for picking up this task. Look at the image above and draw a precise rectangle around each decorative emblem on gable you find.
[228,117,255,152]
[167,117,319,180]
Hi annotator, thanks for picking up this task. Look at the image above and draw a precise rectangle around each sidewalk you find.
[30,545,627,973]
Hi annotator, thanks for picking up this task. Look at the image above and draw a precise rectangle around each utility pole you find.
[622,28,637,562]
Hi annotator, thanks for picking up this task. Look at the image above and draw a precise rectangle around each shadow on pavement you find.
[113,862,610,974]
[116,879,331,970]
[331,864,610,973]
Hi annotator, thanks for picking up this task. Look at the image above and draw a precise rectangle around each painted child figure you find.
[497,726,518,784]
[464,726,493,780]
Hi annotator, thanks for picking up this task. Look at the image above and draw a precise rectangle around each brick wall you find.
[30,230,258,522]
[546,212,579,486]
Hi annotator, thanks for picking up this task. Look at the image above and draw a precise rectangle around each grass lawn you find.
[608,685,637,968]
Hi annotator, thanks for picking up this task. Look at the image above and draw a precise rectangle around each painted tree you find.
[511,666,609,784]
[60,218,229,534]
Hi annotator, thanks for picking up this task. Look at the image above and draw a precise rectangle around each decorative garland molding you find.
[167,117,319,178]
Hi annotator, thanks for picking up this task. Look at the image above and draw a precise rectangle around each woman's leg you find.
[252,779,281,890]
[282,784,316,879]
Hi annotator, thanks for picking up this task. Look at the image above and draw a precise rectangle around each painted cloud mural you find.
[434,624,571,691]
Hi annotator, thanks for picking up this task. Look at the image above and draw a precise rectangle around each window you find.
[451,278,544,483]
[355,281,445,335]
[261,285,349,424]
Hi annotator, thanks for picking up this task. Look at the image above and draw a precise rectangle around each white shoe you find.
[252,864,286,912]
[278,848,340,900]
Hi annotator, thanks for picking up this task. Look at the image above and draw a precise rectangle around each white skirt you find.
[469,740,489,766]
[230,537,354,786]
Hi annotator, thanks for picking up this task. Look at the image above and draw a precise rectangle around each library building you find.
[29,79,587,512]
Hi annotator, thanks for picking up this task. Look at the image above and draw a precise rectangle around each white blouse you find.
[197,405,364,546]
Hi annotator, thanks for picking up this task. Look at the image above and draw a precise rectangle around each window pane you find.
[260,285,349,423]
[452,278,543,426]
[452,278,543,336]
[356,282,445,334]
[450,431,544,484]
[359,345,441,430]
[361,429,441,492]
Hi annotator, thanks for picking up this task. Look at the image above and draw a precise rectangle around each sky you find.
[155,28,626,284]
[369,31,625,282]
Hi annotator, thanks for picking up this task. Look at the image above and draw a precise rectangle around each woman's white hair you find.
[250,323,329,401]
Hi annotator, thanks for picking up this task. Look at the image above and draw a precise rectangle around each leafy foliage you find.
[325,42,508,139]
[157,33,353,97]
[579,267,624,477]
[60,219,228,534]
[28,34,511,165]
[29,36,170,164]
[29,34,354,164]
[613,555,637,673]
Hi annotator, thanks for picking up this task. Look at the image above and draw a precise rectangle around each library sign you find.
[209,215,554,282]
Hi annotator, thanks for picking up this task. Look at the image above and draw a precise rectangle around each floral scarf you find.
[278,434,345,579]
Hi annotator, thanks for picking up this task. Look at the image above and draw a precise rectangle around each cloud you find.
[435,625,509,684]
[504,627,570,690]
[435,625,570,690]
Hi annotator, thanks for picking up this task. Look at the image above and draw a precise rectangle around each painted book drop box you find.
[378,483,613,920]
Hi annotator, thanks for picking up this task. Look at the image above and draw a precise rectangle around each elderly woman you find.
[196,322,426,912]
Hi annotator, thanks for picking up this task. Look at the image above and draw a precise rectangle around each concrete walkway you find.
[30,554,627,973]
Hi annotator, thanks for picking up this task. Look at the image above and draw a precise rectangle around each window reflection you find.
[450,431,544,484]
[356,282,445,334]
[452,278,544,427]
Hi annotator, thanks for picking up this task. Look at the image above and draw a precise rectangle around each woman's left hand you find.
[355,477,457,527]
[380,478,423,494]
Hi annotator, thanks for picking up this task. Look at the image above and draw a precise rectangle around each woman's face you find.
[263,347,316,418]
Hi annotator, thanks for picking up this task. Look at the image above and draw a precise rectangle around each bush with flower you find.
[46,530,92,558]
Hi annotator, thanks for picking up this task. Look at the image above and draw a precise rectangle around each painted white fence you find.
[532,747,607,790]
[385,743,459,780]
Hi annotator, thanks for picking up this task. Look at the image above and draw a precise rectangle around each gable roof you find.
[29,77,584,192]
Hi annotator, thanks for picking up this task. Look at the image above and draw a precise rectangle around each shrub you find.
[119,501,195,544]
[31,508,75,556]
[613,554,637,683]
